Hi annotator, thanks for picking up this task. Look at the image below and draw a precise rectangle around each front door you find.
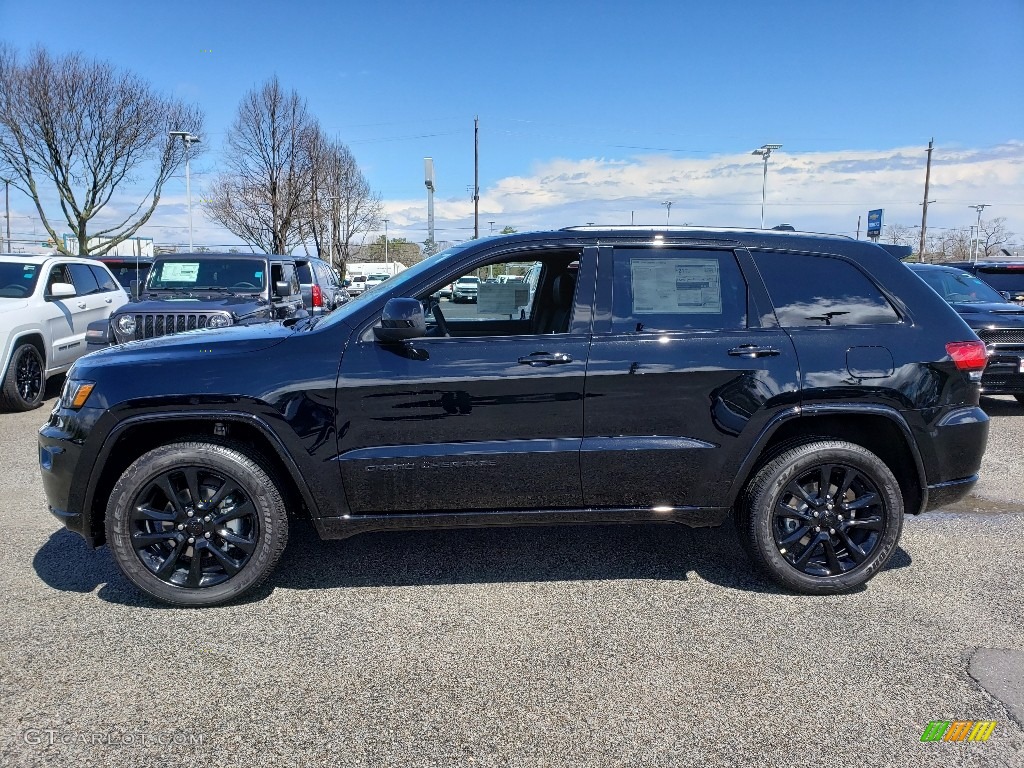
[334,247,595,514]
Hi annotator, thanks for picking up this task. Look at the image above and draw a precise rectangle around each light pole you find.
[751,143,782,229]
[488,220,495,235]
[169,131,200,252]
[382,218,389,266]
[968,204,989,262]
[662,201,672,224]
[1,177,10,252]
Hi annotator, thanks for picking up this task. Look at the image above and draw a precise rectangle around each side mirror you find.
[48,282,76,299]
[274,280,293,297]
[374,298,426,342]
[1000,291,1012,300]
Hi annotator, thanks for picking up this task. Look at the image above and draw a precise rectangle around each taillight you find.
[311,284,323,308]
[945,340,987,371]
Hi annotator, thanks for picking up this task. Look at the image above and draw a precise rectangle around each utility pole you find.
[856,215,861,240]
[424,158,435,251]
[473,116,480,239]
[383,219,389,265]
[968,203,989,262]
[919,138,934,262]
[662,201,673,224]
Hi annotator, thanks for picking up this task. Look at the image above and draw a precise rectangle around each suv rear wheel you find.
[1,342,45,411]
[739,440,903,594]
[105,442,289,607]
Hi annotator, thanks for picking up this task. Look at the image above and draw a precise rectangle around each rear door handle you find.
[518,352,574,366]
[728,345,780,358]
[77,302,87,309]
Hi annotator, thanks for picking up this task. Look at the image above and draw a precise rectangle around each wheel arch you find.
[728,405,927,515]
[3,331,46,372]
[85,412,319,546]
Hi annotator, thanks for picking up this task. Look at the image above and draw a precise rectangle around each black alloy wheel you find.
[0,342,45,411]
[739,440,903,594]
[106,442,288,606]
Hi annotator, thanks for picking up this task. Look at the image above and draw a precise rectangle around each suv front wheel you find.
[105,442,289,607]
[739,440,904,594]
[0,342,45,412]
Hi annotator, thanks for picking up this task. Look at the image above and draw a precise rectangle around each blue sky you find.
[2,0,1023,250]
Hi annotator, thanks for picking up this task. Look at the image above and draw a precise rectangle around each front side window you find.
[67,263,100,296]
[611,248,747,332]
[753,251,900,327]
[415,253,581,336]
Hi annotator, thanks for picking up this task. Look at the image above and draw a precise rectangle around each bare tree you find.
[0,45,202,256]
[883,223,916,247]
[204,77,315,254]
[979,217,1013,259]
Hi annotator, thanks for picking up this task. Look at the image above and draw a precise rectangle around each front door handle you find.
[105,298,113,304]
[77,302,87,309]
[728,345,780,358]
[518,352,573,366]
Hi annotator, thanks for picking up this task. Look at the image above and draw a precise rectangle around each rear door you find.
[582,245,800,509]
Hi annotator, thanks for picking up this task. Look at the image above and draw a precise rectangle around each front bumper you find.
[38,405,106,546]
[980,351,1024,395]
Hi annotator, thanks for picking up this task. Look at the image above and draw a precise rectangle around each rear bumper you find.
[915,405,989,513]
[923,475,979,512]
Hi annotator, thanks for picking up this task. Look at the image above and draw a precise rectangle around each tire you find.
[0,342,46,412]
[738,440,904,594]
[105,442,289,607]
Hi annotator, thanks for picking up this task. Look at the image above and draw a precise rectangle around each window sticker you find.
[631,258,722,314]
[477,282,529,315]
[160,262,200,282]
[255,271,263,279]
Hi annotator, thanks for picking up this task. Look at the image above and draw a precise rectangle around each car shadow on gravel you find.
[33,521,914,608]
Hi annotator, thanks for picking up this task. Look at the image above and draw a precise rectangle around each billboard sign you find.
[867,209,883,239]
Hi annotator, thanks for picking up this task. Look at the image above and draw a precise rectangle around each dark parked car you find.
[908,262,1024,403]
[297,256,348,316]
[88,252,307,346]
[948,260,1024,305]
[41,227,989,606]
[93,255,154,299]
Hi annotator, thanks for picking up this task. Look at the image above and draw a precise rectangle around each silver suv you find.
[0,254,126,410]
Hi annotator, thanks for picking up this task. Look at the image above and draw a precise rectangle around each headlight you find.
[60,380,96,410]
[207,314,232,329]
[116,315,136,335]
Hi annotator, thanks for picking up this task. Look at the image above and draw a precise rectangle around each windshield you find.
[0,262,42,298]
[146,258,267,291]
[368,274,390,281]
[916,268,1008,304]
[316,243,475,327]
[457,277,479,285]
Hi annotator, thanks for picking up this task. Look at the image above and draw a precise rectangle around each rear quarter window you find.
[752,251,900,326]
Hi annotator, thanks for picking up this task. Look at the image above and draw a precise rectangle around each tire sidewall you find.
[749,443,904,594]
[3,343,45,411]
[105,442,287,607]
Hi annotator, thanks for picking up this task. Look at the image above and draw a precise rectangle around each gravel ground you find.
[1,394,1022,768]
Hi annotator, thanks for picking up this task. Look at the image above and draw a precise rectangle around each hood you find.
[0,299,29,319]
[77,321,295,372]
[117,293,268,316]
[952,302,1024,329]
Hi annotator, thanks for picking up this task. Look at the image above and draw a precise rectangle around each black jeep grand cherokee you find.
[40,227,990,606]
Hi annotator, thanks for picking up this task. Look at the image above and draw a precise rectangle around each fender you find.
[82,409,324,534]
[725,402,929,510]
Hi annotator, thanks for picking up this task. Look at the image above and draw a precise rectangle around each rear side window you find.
[611,248,747,332]
[753,252,899,327]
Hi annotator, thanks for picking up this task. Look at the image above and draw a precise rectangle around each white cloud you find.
[385,141,1024,246]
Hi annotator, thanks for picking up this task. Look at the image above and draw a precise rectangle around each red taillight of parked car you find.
[946,340,988,371]
[311,284,323,308]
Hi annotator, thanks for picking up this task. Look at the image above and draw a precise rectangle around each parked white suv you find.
[0,254,127,411]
